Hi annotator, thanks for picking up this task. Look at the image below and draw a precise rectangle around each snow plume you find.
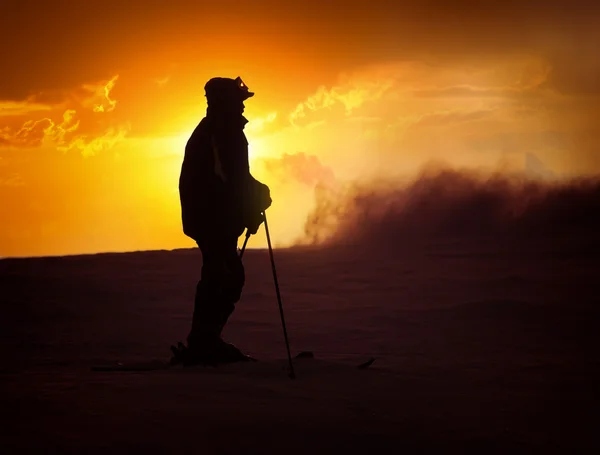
[300,166,600,250]
[257,152,336,187]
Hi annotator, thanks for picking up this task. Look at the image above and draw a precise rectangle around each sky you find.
[1,0,598,257]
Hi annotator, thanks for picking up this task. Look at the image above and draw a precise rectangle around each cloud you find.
[289,75,394,127]
[404,109,497,129]
[413,85,543,99]
[260,56,598,181]
[154,75,170,87]
[283,57,554,142]
[58,124,130,157]
[413,59,552,97]
[82,75,119,113]
[0,98,55,116]
[245,111,280,135]
[0,117,59,148]
[1,110,72,148]
[0,75,129,155]
[0,173,25,187]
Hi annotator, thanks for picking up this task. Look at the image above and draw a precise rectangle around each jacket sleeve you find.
[211,126,271,216]
[211,129,250,187]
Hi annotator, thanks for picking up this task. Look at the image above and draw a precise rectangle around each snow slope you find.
[1,237,598,453]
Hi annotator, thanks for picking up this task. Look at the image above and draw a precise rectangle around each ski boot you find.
[170,339,256,367]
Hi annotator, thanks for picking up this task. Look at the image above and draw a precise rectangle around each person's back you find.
[173,76,271,366]
[179,116,245,240]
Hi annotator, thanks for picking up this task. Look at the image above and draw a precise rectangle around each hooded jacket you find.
[179,109,268,241]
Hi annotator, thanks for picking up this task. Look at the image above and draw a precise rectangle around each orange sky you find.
[1,0,599,257]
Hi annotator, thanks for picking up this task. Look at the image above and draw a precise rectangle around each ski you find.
[91,350,376,372]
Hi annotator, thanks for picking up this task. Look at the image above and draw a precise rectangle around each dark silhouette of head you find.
[205,76,254,116]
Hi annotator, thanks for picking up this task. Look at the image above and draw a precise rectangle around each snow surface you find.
[1,241,599,453]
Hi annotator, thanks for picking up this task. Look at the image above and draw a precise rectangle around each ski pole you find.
[239,230,251,259]
[263,212,295,379]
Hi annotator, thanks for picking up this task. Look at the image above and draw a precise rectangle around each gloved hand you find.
[253,180,272,212]
[246,211,265,235]
[243,178,271,235]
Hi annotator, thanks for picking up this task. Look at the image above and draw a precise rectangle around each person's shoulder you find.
[196,117,210,131]
[189,118,210,138]
[184,118,209,151]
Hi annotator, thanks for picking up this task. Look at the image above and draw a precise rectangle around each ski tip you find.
[91,361,171,372]
[357,358,376,369]
[294,351,315,359]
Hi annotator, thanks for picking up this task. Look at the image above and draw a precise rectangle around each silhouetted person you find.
[173,76,271,365]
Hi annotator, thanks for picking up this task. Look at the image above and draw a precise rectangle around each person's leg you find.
[187,235,245,351]
[214,238,245,335]
[187,238,229,349]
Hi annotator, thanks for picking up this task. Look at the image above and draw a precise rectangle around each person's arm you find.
[211,129,249,186]
[211,127,271,230]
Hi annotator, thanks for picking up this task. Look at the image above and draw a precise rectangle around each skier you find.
[173,76,272,365]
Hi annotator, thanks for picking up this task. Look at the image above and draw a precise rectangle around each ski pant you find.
[188,235,245,346]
